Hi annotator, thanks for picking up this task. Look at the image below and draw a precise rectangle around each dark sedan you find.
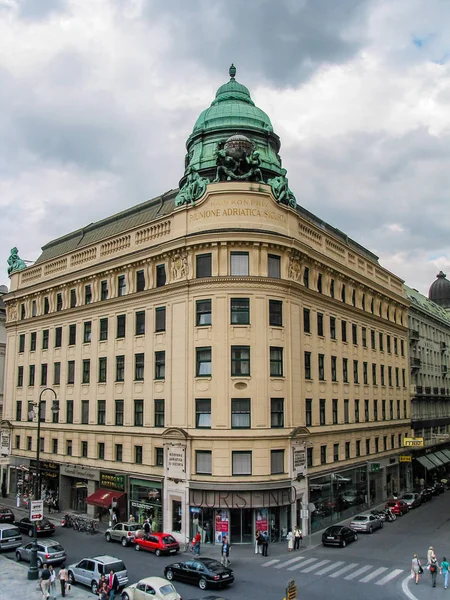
[0,508,15,524]
[165,558,234,591]
[431,482,445,495]
[322,525,358,548]
[14,517,56,537]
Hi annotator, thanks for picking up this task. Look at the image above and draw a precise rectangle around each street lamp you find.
[27,388,59,580]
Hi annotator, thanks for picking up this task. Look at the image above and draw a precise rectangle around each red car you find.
[385,499,408,516]
[134,533,180,556]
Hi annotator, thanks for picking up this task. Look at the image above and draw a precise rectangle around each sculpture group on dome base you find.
[7,247,26,277]
[175,165,210,207]
[213,135,263,183]
[268,168,296,209]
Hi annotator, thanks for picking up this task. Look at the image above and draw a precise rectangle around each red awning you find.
[85,489,126,509]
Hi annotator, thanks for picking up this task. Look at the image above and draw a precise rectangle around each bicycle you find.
[86,520,98,535]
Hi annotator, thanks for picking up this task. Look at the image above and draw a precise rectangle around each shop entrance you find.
[71,482,87,513]
[229,508,253,544]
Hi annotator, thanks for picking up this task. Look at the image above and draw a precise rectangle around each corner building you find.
[3,67,411,542]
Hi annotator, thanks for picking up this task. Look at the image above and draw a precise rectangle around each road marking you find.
[402,572,420,600]
[315,561,344,575]
[287,557,317,571]
[376,569,404,586]
[300,559,330,573]
[329,563,359,578]
[261,559,280,567]
[344,565,372,580]
[359,567,388,583]
[274,556,304,569]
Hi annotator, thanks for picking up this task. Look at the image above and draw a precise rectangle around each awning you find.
[85,489,126,509]
[416,456,436,470]
[442,449,450,461]
[427,453,444,467]
[434,450,450,464]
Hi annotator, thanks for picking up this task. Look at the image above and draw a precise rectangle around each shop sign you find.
[293,448,306,472]
[399,455,412,463]
[403,437,424,447]
[166,445,185,479]
[30,460,60,479]
[369,462,381,473]
[60,464,99,480]
[30,500,44,521]
[0,431,11,456]
[100,472,126,492]
[215,510,229,543]
[190,486,297,509]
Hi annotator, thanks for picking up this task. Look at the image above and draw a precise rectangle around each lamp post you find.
[27,388,59,580]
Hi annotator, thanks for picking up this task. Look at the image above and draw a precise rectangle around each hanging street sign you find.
[403,437,424,447]
[30,500,44,521]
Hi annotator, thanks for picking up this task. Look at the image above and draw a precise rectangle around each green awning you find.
[434,450,450,464]
[427,453,444,467]
[416,456,436,470]
[442,449,450,461]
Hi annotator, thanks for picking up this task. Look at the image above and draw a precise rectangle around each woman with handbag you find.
[411,554,423,584]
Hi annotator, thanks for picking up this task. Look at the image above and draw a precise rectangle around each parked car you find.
[349,514,383,533]
[385,499,409,515]
[105,522,142,547]
[68,555,128,595]
[15,539,66,568]
[0,523,22,551]
[0,508,15,524]
[164,558,234,591]
[121,576,181,600]
[417,488,433,503]
[14,517,56,537]
[400,492,421,509]
[322,525,358,547]
[431,481,445,495]
[134,533,180,556]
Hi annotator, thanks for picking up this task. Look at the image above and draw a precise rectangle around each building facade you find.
[3,67,411,542]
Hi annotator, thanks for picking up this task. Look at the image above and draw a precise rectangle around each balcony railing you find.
[410,357,421,370]
[442,365,448,375]
[409,329,420,342]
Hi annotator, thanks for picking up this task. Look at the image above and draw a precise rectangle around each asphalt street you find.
[1,492,450,600]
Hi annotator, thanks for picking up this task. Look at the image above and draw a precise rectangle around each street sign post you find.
[30,500,44,522]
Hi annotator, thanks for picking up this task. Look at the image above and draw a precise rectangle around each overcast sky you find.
[1,0,449,296]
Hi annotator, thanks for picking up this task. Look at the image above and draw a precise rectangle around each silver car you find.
[68,555,128,595]
[349,513,383,533]
[105,522,142,547]
[15,539,66,568]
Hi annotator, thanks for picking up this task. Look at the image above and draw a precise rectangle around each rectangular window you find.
[320,445,327,465]
[387,335,391,353]
[268,254,281,278]
[39,401,46,423]
[330,279,335,298]
[305,399,312,427]
[117,275,126,297]
[363,362,368,384]
[40,364,48,386]
[373,399,378,421]
[115,444,123,462]
[390,400,394,420]
[68,324,76,346]
[42,329,49,350]
[67,361,75,384]
[116,355,125,381]
[134,399,144,426]
[66,401,73,424]
[371,330,376,350]
[317,313,324,336]
[317,273,323,293]
[307,447,313,468]
[19,334,25,353]
[43,297,49,314]
[231,298,250,324]
[388,366,393,387]
[401,339,405,356]
[83,321,92,343]
[305,352,311,379]
[232,451,252,475]
[30,332,36,352]
[196,253,212,278]
[98,357,107,383]
[117,314,126,338]
[135,311,145,335]
[382,399,386,420]
[380,365,386,387]
[82,359,90,384]
[70,289,77,308]
[155,447,164,466]
[379,332,384,352]
[269,300,283,327]
[16,401,22,421]
[55,327,62,348]
[365,399,369,422]
[330,317,336,340]
[341,320,347,342]
[56,293,63,311]
[154,399,165,427]
[271,450,284,474]
[352,324,358,345]
[395,367,399,387]
[343,358,348,383]
[402,368,406,387]
[196,299,212,326]
[332,399,338,424]
[356,440,361,457]
[366,439,371,455]
[303,267,309,288]
[101,280,108,301]
[52,438,58,454]
[320,399,326,426]
[303,308,310,333]
[196,451,212,475]
[81,441,88,458]
[344,399,349,424]
[318,354,325,380]
[115,400,124,426]
[97,400,106,425]
[355,399,360,423]
[17,366,23,387]
[333,443,339,462]
[271,398,284,428]
[375,438,379,453]
[155,351,165,380]
[85,284,92,305]
[362,327,367,347]
[345,441,351,460]
[231,398,251,428]
[136,269,145,292]
[155,307,166,332]
[99,318,108,341]
[270,347,284,377]
[156,264,166,287]
[404,400,407,419]
[81,400,89,424]
[67,440,72,456]
[32,301,37,317]
[353,360,359,384]
[372,363,377,385]
[394,338,398,354]
[135,353,145,380]
[196,347,212,377]
[231,346,250,376]
[196,399,211,428]
[135,446,143,465]
[98,443,105,460]
[230,251,249,276]
[331,356,337,381]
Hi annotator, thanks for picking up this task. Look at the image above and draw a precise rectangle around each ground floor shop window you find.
[129,478,162,530]
[71,482,87,513]
[189,507,214,543]
[172,500,182,533]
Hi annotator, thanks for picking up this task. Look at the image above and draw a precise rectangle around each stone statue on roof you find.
[268,169,296,208]
[7,247,27,276]
[175,165,210,207]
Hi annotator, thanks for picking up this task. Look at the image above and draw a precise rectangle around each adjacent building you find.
[2,67,412,542]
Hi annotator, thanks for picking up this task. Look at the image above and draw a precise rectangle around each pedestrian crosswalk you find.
[261,556,404,587]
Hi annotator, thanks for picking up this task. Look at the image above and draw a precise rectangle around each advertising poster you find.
[215,509,229,543]
[255,508,268,536]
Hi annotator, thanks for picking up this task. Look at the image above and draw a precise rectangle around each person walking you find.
[427,546,436,565]
[221,536,231,567]
[261,531,269,557]
[49,565,56,599]
[98,574,107,596]
[108,570,119,600]
[440,556,449,589]
[411,554,422,584]
[58,564,68,598]
[255,530,262,554]
[429,556,438,588]
[194,531,201,555]
[286,530,294,552]
[294,526,302,550]
[143,518,151,540]
[40,563,51,599]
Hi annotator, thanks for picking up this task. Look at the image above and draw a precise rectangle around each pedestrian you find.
[294,526,302,550]
[255,530,262,554]
[411,554,422,585]
[429,556,438,588]
[107,570,119,600]
[440,556,449,589]
[40,563,51,599]
[58,564,68,597]
[194,531,201,555]
[143,518,151,540]
[286,530,294,552]
[97,574,107,596]
[49,565,56,599]
[221,536,231,567]
[261,531,269,557]
[128,514,135,522]
[427,546,436,565]
[99,582,109,600]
